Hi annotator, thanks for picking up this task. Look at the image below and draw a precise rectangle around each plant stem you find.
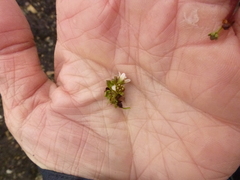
[208,0,240,40]
[222,0,240,30]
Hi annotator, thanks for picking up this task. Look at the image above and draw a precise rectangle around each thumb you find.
[0,0,52,123]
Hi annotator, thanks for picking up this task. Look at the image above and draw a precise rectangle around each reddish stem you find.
[222,0,240,30]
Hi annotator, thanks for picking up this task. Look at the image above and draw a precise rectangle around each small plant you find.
[208,0,240,40]
[104,72,131,109]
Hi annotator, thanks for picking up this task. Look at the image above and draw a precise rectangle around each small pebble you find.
[6,169,13,174]
[27,4,37,14]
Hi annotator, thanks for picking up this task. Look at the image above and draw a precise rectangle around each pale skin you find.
[1,0,240,179]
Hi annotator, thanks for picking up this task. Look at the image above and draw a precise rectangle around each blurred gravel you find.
[0,0,56,179]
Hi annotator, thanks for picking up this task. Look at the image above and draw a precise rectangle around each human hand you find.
[1,0,240,179]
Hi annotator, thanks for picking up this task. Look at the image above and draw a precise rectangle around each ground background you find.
[0,0,56,179]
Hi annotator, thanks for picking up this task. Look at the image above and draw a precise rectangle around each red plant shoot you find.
[208,0,240,40]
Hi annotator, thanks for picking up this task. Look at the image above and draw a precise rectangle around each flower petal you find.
[119,73,126,81]
[124,79,131,83]
[111,85,116,91]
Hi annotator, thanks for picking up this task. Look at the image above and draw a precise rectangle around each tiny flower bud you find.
[104,72,130,109]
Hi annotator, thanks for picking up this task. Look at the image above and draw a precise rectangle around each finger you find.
[0,0,51,113]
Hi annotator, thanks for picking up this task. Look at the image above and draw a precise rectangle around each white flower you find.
[111,85,116,91]
[124,78,131,83]
[118,72,131,83]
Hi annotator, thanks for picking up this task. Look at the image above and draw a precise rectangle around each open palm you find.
[1,0,240,179]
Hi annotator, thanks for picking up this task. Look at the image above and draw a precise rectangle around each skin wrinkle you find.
[55,133,65,172]
[144,90,193,138]
[153,135,170,179]
[223,89,240,110]
[146,127,173,179]
[115,46,140,66]
[62,124,75,173]
[0,27,30,38]
[201,164,230,179]
[135,137,150,180]
[146,120,152,178]
[182,148,206,179]
[2,60,17,100]
[71,135,87,173]
[31,114,47,159]
[57,1,121,60]
[71,131,85,175]
[142,1,177,44]
[123,119,135,180]
[57,56,110,90]
[183,134,228,179]
[59,79,102,107]
[229,66,240,83]
[129,97,181,179]
[95,130,106,180]
[218,69,240,108]
[154,14,177,44]
[57,25,88,56]
[93,3,118,33]
[49,102,88,130]
[157,107,206,179]
[121,2,133,67]
[3,62,48,108]
[12,74,41,100]
[166,45,240,123]
[199,162,229,178]
[5,85,49,133]
[54,104,83,124]
[145,41,175,62]
[130,119,148,152]
[157,111,185,140]
[40,129,53,169]
[102,108,110,180]
[162,151,170,180]
[188,77,211,104]
[27,121,49,164]
[57,22,76,45]
[192,81,233,113]
[98,2,117,32]
[101,130,109,180]
[219,84,239,107]
[0,28,34,55]
[17,105,41,144]
[0,41,34,56]
[70,127,88,173]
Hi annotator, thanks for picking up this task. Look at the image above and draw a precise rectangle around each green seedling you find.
[208,0,240,40]
[104,72,131,109]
